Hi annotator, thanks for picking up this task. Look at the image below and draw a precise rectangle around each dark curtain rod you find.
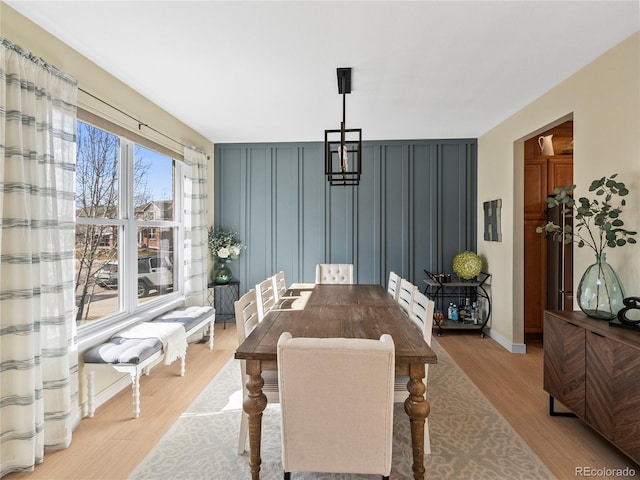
[79,87,201,154]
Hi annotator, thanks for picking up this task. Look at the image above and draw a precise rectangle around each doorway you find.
[523,120,574,342]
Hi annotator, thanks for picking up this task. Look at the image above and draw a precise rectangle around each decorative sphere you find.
[452,251,482,280]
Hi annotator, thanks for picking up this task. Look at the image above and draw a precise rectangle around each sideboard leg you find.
[549,395,577,417]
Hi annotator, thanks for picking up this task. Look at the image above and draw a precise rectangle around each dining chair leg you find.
[284,472,291,480]
[425,418,431,455]
[237,411,248,454]
[383,476,389,480]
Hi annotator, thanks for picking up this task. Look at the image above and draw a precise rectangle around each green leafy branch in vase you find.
[537,174,636,319]
[536,174,636,256]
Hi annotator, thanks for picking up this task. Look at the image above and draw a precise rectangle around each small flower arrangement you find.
[208,227,245,263]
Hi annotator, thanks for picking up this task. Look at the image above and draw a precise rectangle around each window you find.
[75,120,183,330]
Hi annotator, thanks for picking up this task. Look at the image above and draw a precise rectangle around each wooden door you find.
[523,158,548,333]
[547,157,574,311]
[548,157,574,193]
[523,121,573,335]
[524,220,547,333]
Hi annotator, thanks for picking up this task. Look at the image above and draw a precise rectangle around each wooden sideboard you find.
[543,310,640,464]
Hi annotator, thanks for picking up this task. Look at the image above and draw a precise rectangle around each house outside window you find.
[75,120,183,331]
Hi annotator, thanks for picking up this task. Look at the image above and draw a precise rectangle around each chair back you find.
[234,289,260,391]
[387,271,400,301]
[410,290,435,347]
[235,289,260,347]
[315,263,354,284]
[397,278,416,315]
[272,271,287,302]
[277,332,395,477]
[256,277,277,321]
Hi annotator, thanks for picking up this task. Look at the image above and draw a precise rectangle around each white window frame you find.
[76,123,185,349]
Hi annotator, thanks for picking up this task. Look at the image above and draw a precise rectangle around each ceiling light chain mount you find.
[324,67,362,186]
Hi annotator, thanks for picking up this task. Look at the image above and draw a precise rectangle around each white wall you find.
[478,32,640,351]
[0,3,213,159]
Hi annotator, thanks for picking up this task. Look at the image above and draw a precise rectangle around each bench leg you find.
[180,355,186,377]
[131,371,141,418]
[208,319,215,350]
[87,370,95,417]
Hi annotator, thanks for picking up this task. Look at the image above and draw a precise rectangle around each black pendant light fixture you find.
[324,67,362,186]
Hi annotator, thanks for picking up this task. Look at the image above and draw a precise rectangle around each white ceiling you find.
[6,1,639,144]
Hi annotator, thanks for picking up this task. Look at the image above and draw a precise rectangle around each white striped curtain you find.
[0,38,79,476]
[183,146,208,306]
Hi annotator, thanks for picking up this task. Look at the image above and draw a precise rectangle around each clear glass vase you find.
[212,261,232,285]
[577,253,625,320]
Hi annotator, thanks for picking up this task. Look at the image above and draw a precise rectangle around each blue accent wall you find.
[214,139,477,294]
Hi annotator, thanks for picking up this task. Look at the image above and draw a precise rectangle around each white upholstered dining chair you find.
[394,289,435,454]
[397,278,416,315]
[387,271,400,301]
[277,332,395,479]
[234,289,280,454]
[315,263,354,284]
[256,276,277,321]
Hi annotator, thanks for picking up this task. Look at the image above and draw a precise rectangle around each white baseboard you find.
[489,329,527,354]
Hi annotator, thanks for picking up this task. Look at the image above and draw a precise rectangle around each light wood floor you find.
[437,332,637,480]
[5,324,637,480]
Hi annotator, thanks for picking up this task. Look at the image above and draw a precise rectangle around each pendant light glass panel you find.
[324,127,361,186]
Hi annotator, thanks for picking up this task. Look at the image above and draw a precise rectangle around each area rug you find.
[129,339,555,479]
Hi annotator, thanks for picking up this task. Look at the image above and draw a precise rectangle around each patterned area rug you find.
[129,339,555,479]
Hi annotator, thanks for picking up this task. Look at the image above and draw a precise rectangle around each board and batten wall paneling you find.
[300,145,325,282]
[273,146,299,281]
[382,143,408,286]
[246,147,272,289]
[410,142,439,289]
[326,176,355,268]
[356,143,380,284]
[214,139,477,295]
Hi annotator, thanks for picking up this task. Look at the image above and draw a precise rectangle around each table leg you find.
[404,362,429,480]
[244,360,267,480]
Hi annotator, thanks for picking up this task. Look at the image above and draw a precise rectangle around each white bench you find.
[84,306,215,418]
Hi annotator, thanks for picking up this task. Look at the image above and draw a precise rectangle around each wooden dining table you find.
[234,283,437,480]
